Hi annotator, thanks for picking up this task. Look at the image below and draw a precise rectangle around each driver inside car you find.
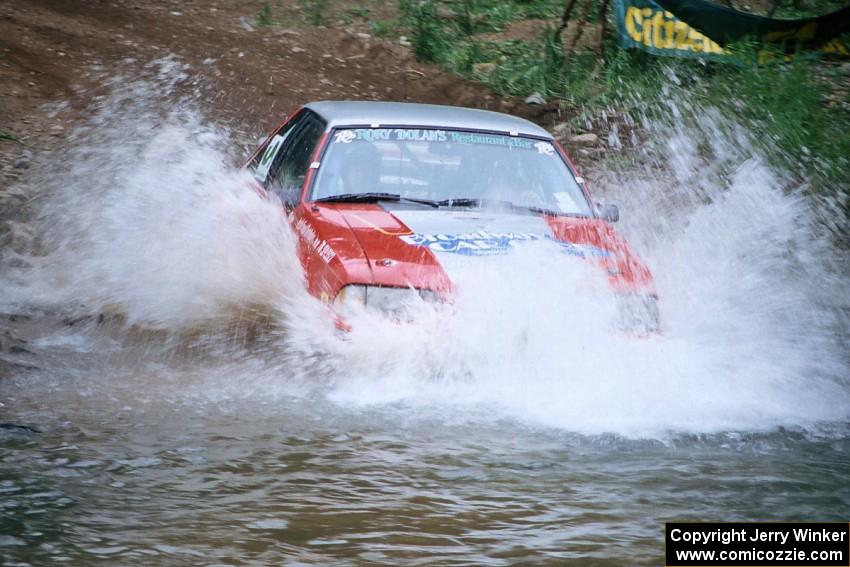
[338,142,381,194]
[484,155,547,208]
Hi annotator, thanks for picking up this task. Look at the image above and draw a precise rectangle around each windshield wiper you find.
[522,206,589,217]
[522,205,572,217]
[435,198,518,209]
[436,198,583,217]
[313,192,439,208]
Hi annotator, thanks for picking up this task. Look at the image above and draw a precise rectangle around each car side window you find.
[249,117,301,184]
[268,115,325,206]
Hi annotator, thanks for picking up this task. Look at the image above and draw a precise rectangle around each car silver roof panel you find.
[305,101,552,139]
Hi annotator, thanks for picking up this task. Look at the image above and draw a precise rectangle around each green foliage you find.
[256,0,330,28]
[299,0,329,26]
[596,44,849,189]
[402,0,450,62]
[445,41,486,72]
[342,5,372,23]
[371,19,400,38]
[484,36,561,95]
[256,3,273,27]
[0,131,20,144]
[702,46,850,185]
[398,0,610,79]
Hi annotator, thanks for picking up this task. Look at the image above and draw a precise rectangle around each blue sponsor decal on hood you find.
[401,230,610,257]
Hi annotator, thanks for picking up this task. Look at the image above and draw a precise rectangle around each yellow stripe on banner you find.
[625,5,726,55]
[821,37,850,56]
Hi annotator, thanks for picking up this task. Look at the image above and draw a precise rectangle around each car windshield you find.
[310,128,592,215]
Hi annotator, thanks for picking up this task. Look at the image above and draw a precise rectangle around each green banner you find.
[615,0,728,60]
[615,0,850,60]
[651,0,850,47]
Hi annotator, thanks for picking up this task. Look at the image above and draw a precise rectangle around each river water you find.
[1,66,848,565]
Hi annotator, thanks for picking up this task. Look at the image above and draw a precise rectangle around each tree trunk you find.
[556,0,580,44]
[598,0,611,57]
[566,0,594,56]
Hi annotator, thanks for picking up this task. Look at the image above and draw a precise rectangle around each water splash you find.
[8,61,317,332]
[5,63,849,438]
[319,95,850,437]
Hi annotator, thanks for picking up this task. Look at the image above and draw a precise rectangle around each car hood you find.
[326,204,654,295]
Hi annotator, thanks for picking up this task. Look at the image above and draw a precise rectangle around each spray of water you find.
[7,61,319,332]
[6,62,848,438]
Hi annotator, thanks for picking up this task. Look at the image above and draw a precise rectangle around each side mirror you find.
[599,204,619,223]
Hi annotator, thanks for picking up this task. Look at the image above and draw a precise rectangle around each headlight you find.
[333,285,439,318]
[333,284,367,309]
[616,294,661,335]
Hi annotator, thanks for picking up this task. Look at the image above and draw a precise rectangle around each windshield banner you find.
[333,128,556,153]
[614,0,850,60]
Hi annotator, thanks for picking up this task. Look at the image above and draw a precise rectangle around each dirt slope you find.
[0,0,545,181]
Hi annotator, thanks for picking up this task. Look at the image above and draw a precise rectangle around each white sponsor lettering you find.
[534,141,555,155]
[294,216,336,263]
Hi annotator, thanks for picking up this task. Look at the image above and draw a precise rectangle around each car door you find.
[264,112,342,299]
[266,112,325,208]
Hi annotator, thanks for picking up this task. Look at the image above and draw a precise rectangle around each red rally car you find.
[244,101,659,333]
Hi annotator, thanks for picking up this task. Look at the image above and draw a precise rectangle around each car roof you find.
[304,101,552,139]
